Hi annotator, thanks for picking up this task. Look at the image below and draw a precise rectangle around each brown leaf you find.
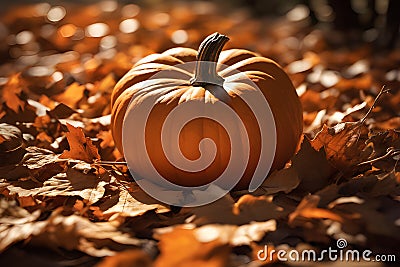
[293,137,336,192]
[54,82,86,108]
[93,73,116,94]
[97,130,115,149]
[330,197,400,240]
[21,147,60,170]
[17,196,37,208]
[0,199,42,252]
[154,227,230,267]
[163,220,276,248]
[233,195,287,221]
[28,211,144,257]
[365,130,400,171]
[99,182,168,218]
[60,123,100,163]
[1,74,25,113]
[311,122,372,170]
[300,88,336,112]
[48,103,76,119]
[189,194,285,226]
[39,170,105,203]
[96,249,153,267]
[289,195,344,225]
[260,167,300,194]
[0,123,24,166]
[0,123,22,152]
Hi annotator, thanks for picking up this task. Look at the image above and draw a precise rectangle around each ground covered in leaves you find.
[0,1,399,267]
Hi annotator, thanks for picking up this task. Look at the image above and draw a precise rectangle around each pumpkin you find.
[111,32,303,190]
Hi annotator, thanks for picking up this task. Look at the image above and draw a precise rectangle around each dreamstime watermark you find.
[122,61,276,207]
[257,238,397,263]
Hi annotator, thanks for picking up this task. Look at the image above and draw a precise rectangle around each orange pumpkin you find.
[111,32,303,190]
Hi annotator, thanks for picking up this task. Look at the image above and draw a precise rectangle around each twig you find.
[360,86,390,124]
[93,160,128,166]
[357,147,400,166]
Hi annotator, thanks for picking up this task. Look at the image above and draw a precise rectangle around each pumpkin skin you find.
[111,33,303,190]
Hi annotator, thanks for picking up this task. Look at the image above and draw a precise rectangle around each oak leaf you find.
[60,123,100,163]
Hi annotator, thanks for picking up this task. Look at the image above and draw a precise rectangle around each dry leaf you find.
[99,184,168,218]
[48,103,76,119]
[311,122,372,170]
[96,249,153,267]
[293,137,336,192]
[29,211,144,257]
[0,123,24,166]
[189,194,285,226]
[1,74,25,113]
[0,199,43,252]
[0,123,22,152]
[0,1,400,264]
[260,167,300,194]
[54,82,86,108]
[289,195,344,226]
[154,227,230,267]
[60,123,100,163]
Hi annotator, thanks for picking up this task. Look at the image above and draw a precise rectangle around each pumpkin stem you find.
[190,32,229,87]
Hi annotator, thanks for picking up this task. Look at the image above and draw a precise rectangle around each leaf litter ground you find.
[0,2,399,266]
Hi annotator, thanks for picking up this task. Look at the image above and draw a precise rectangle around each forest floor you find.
[0,2,399,266]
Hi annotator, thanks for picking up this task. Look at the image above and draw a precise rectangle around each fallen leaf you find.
[0,123,22,152]
[19,146,65,182]
[99,183,168,218]
[60,123,100,163]
[36,168,107,204]
[365,130,400,172]
[292,137,336,192]
[54,82,86,108]
[96,249,153,267]
[289,195,344,225]
[0,198,42,252]
[1,74,25,113]
[154,227,230,267]
[48,103,77,119]
[233,195,287,221]
[311,122,372,170]
[0,123,24,166]
[29,210,145,257]
[97,130,115,149]
[260,167,300,194]
[189,194,285,226]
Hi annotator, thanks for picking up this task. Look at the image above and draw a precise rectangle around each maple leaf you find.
[311,122,372,170]
[154,227,230,267]
[311,87,389,171]
[1,74,26,113]
[260,167,300,194]
[293,137,336,193]
[54,82,86,108]
[60,123,100,163]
